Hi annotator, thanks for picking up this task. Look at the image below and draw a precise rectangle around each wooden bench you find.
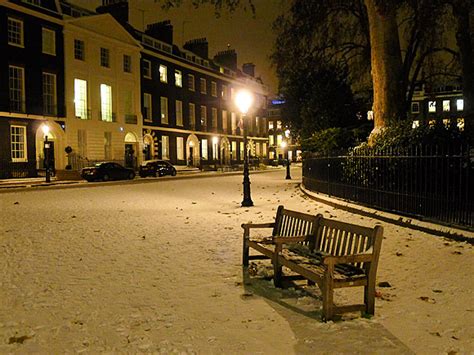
[242,206,383,321]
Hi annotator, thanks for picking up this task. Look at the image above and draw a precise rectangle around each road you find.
[1,169,470,353]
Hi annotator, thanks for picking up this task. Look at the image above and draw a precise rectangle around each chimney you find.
[242,63,255,77]
[96,0,129,24]
[145,20,173,45]
[214,49,237,71]
[183,38,209,59]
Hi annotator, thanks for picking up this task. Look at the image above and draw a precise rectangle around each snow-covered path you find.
[0,170,472,353]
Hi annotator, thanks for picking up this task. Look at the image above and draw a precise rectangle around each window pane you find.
[8,18,23,47]
[177,137,184,160]
[160,65,167,83]
[9,66,25,113]
[43,72,57,115]
[161,97,168,123]
[42,28,56,55]
[176,100,183,126]
[10,125,27,162]
[100,84,113,121]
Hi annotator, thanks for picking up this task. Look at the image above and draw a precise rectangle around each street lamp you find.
[42,124,51,183]
[280,140,291,180]
[235,89,254,207]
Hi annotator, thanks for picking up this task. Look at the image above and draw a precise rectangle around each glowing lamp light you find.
[280,141,287,149]
[235,90,254,114]
[212,136,219,145]
[42,124,50,136]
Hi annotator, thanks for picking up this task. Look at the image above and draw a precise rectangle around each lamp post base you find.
[241,197,254,207]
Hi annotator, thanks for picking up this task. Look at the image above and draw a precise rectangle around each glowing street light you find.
[235,89,254,207]
[42,124,51,183]
[280,140,291,180]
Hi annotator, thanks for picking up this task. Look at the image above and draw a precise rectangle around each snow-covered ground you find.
[0,169,472,354]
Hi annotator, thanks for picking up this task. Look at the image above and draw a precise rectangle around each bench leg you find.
[322,268,334,321]
[364,278,376,315]
[242,230,250,267]
[273,245,283,288]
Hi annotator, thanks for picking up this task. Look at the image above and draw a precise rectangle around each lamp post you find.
[42,125,51,183]
[280,140,291,180]
[235,89,254,207]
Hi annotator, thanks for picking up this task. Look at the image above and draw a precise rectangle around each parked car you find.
[139,160,177,178]
[81,162,135,182]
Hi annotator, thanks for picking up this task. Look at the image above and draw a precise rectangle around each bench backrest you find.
[312,217,383,269]
[272,206,321,245]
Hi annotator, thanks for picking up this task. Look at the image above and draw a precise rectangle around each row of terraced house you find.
[0,0,274,178]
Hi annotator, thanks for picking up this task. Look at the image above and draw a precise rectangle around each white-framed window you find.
[161,96,168,123]
[143,59,151,79]
[222,84,228,99]
[269,135,274,146]
[42,72,56,115]
[176,100,183,126]
[10,125,27,162]
[443,100,450,112]
[231,112,237,132]
[175,70,182,87]
[100,48,110,68]
[263,143,267,156]
[143,93,152,121]
[74,78,88,119]
[457,99,464,111]
[74,39,85,60]
[100,84,113,122]
[200,105,207,127]
[428,101,436,113]
[200,78,207,94]
[162,135,169,160]
[411,102,420,114]
[189,103,195,127]
[123,54,131,73]
[201,139,208,160]
[159,65,167,83]
[188,74,195,91]
[9,66,25,113]
[256,142,261,156]
[104,131,112,160]
[277,134,283,146]
[8,18,23,47]
[212,138,219,160]
[222,110,228,131]
[177,137,184,160]
[231,141,237,159]
[211,81,217,97]
[211,107,218,128]
[42,27,56,55]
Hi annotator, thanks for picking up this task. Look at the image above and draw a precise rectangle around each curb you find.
[299,184,474,244]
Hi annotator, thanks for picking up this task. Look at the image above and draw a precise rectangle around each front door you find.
[125,144,135,168]
[43,141,55,174]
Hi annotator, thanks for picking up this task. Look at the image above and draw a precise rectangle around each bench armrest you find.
[241,222,275,230]
[323,253,373,265]
[273,236,309,244]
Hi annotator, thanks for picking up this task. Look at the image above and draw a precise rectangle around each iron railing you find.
[303,145,473,229]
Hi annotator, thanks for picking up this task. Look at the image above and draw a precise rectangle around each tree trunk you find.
[452,0,474,143]
[364,0,405,140]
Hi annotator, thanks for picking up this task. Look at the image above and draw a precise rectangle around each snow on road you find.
[0,169,472,353]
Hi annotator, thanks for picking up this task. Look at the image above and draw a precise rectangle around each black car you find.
[139,160,177,178]
[81,162,135,182]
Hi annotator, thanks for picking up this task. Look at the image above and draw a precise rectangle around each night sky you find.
[70,0,284,95]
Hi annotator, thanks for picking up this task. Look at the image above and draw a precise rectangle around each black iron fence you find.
[303,145,473,229]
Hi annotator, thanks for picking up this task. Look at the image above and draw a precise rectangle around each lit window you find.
[100,84,113,122]
[443,119,450,127]
[159,65,167,83]
[277,121,282,129]
[212,137,219,160]
[457,99,464,111]
[10,125,27,162]
[9,66,25,113]
[8,18,23,47]
[100,48,110,68]
[222,110,228,131]
[240,142,244,159]
[189,103,195,127]
[231,141,237,159]
[74,78,88,119]
[269,135,274,146]
[188,74,195,91]
[143,59,151,78]
[201,139,208,160]
[175,70,182,87]
[428,101,436,113]
[200,78,207,94]
[222,84,228,99]
[268,121,274,130]
[200,105,207,127]
[42,28,56,55]
[177,137,184,160]
[143,93,152,121]
[161,97,168,123]
[277,135,283,145]
[212,108,218,128]
[263,143,267,155]
[443,100,450,112]
[411,102,420,113]
[176,100,183,126]
[74,39,85,60]
[231,112,237,132]
[162,135,169,160]
[412,120,419,129]
[42,72,57,115]
[211,81,217,97]
[123,55,131,73]
[457,118,464,131]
